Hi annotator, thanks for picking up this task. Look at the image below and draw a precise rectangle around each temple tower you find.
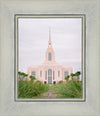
[43,27,58,65]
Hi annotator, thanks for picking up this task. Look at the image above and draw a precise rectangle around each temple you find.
[27,27,73,84]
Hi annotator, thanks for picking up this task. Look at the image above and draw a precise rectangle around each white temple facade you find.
[27,27,73,84]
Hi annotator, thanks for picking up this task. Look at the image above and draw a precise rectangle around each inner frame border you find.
[14,14,86,102]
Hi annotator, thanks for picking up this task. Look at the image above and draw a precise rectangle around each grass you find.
[18,80,50,98]
[18,80,82,98]
[51,80,82,98]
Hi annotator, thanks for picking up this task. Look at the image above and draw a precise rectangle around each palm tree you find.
[23,73,28,80]
[18,71,21,80]
[18,72,28,81]
[25,74,28,78]
[65,75,70,82]
[75,71,81,81]
[20,72,26,80]
[71,73,75,80]
[30,75,36,81]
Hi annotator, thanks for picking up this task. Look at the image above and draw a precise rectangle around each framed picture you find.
[15,14,86,102]
[0,0,100,116]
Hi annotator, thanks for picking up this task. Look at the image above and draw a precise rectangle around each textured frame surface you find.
[0,0,100,116]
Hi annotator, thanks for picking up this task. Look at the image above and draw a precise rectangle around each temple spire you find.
[48,27,52,47]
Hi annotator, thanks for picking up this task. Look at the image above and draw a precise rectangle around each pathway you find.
[42,88,57,98]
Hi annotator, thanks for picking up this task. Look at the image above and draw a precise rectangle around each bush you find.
[30,75,36,81]
[18,80,49,98]
[51,80,82,98]
[58,80,63,84]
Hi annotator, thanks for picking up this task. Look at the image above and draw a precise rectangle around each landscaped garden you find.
[18,71,82,98]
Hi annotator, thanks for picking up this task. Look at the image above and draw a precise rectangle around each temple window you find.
[64,71,69,76]
[48,69,52,75]
[53,71,55,80]
[31,71,36,76]
[45,71,47,80]
[48,52,52,61]
[40,71,42,77]
[58,71,60,77]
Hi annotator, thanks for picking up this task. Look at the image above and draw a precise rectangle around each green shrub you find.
[58,80,63,84]
[65,75,70,82]
[51,80,82,98]
[30,75,36,81]
[18,80,49,98]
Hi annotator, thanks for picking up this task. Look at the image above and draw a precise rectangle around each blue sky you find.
[18,18,82,74]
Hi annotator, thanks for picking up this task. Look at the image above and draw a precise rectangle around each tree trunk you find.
[77,75,79,81]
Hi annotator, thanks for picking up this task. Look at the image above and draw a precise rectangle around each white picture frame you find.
[0,0,100,116]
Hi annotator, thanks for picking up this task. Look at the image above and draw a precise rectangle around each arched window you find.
[31,71,36,75]
[45,71,47,80]
[48,69,52,84]
[53,71,55,80]
[48,52,52,61]
[64,71,68,75]
[48,69,52,75]
[40,71,42,77]
[58,71,60,77]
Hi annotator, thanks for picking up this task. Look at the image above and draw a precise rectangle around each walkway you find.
[42,88,57,98]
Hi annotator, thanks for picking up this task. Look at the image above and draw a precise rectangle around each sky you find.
[18,18,82,74]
